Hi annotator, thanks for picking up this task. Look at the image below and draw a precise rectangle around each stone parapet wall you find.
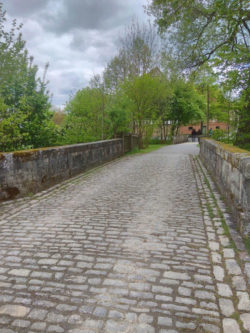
[200,138,250,237]
[123,134,139,153]
[0,139,123,201]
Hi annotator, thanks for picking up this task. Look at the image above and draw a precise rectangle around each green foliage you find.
[0,3,56,152]
[106,93,132,137]
[0,97,28,151]
[63,87,106,144]
[194,68,231,121]
[64,72,207,147]
[148,0,249,68]
[211,129,227,142]
[148,0,250,147]
[122,74,167,147]
[168,80,204,135]
[234,78,250,150]
[63,74,170,147]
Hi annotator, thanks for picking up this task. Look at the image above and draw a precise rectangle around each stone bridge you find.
[0,143,249,332]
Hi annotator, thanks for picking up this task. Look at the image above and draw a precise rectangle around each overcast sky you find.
[3,0,150,108]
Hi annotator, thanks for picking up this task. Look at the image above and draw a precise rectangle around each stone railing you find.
[200,138,250,237]
[0,139,123,201]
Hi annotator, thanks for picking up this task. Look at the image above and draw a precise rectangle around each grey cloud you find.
[69,28,118,61]
[70,32,88,52]
[3,0,148,106]
[43,0,134,34]
[3,0,51,17]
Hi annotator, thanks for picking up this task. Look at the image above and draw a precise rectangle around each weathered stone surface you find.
[211,252,222,264]
[47,325,64,333]
[158,317,172,326]
[0,143,247,332]
[223,248,235,258]
[209,241,220,251]
[30,321,46,330]
[244,262,250,279]
[225,259,242,275]
[200,138,250,237]
[199,323,220,333]
[237,291,250,311]
[217,283,232,297]
[0,139,124,200]
[219,298,234,316]
[163,271,190,280]
[0,304,30,317]
[93,306,108,318]
[223,319,241,333]
[178,287,191,296]
[38,259,58,265]
[240,313,250,331]
[214,266,225,282]
[232,275,247,290]
[11,319,30,328]
[8,269,30,277]
[28,309,48,320]
[194,290,215,301]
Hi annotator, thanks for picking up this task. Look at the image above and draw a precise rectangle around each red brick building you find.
[179,121,228,135]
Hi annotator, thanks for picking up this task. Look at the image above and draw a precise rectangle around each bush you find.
[211,129,227,142]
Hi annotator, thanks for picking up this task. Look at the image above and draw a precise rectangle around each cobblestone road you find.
[0,143,249,333]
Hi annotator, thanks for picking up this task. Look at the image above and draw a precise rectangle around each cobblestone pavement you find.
[0,143,249,333]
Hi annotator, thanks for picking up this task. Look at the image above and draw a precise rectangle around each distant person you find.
[191,128,197,142]
[209,128,213,136]
[197,129,202,135]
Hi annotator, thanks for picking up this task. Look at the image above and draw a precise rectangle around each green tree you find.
[106,92,132,138]
[122,74,167,147]
[148,0,250,148]
[0,97,28,151]
[63,87,107,144]
[89,74,107,140]
[168,80,204,136]
[0,3,55,151]
[148,0,249,68]
[104,19,160,91]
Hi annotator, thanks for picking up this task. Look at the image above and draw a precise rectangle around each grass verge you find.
[126,144,168,155]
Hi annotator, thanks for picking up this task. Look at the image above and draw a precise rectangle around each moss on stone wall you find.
[204,139,250,156]
[0,140,123,201]
[217,142,250,155]
[12,149,40,162]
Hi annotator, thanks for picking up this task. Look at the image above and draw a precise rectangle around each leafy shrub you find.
[211,129,227,142]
